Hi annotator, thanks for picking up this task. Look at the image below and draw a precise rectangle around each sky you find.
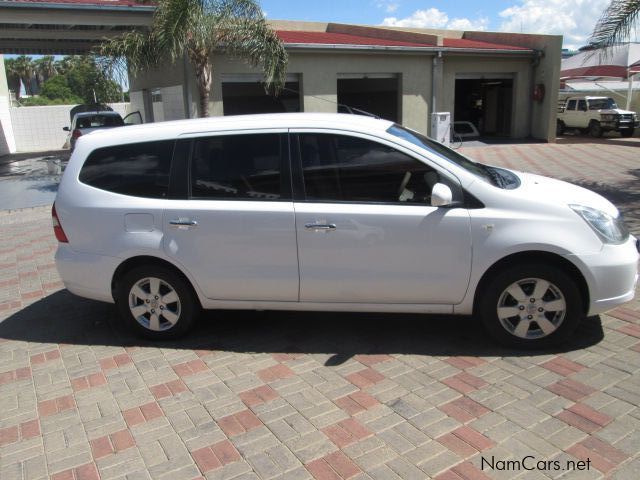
[260,0,620,50]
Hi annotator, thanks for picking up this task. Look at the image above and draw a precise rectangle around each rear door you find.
[162,131,299,301]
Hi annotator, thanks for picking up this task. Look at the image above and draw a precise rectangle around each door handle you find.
[305,223,337,231]
[169,218,198,227]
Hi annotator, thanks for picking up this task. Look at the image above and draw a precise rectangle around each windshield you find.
[387,124,521,189]
[589,98,618,110]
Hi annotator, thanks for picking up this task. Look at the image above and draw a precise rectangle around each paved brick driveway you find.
[1,140,639,480]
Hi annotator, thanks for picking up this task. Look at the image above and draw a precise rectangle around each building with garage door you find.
[0,0,562,150]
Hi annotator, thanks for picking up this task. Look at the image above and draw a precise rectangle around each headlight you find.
[570,205,629,244]
[601,114,616,121]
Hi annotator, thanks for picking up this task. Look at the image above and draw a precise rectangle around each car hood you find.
[597,108,635,115]
[515,171,619,217]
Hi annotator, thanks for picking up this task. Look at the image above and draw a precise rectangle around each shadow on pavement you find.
[569,169,640,236]
[0,290,605,365]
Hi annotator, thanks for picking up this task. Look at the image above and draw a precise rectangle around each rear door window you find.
[190,133,287,200]
[79,140,174,198]
[567,100,577,111]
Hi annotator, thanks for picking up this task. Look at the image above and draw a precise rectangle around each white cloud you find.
[498,0,610,49]
[374,1,399,13]
[381,8,489,31]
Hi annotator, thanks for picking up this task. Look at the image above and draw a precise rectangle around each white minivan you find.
[53,113,639,347]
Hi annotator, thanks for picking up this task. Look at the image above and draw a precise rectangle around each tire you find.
[556,120,565,136]
[116,265,199,340]
[478,264,583,348]
[589,120,603,138]
[620,128,634,138]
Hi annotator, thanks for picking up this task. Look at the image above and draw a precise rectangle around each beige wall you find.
[128,41,558,140]
[463,32,563,141]
[208,51,432,134]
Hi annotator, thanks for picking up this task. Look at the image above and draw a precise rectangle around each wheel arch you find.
[111,255,203,308]
[473,251,590,315]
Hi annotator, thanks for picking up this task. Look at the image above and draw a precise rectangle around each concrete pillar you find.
[301,72,337,113]
[0,54,17,155]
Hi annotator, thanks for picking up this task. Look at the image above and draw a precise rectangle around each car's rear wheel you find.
[556,120,565,136]
[589,120,603,138]
[479,264,583,348]
[116,266,198,339]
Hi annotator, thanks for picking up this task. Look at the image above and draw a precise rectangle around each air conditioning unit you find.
[430,112,451,146]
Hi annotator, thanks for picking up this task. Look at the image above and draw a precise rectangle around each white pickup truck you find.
[557,96,638,137]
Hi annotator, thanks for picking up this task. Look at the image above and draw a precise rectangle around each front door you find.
[293,132,472,304]
[163,132,299,301]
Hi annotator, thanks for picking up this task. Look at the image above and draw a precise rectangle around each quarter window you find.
[567,99,577,111]
[79,140,173,198]
[191,134,284,200]
[299,134,440,204]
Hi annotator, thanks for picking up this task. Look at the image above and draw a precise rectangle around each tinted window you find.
[79,141,173,198]
[577,100,587,111]
[76,114,124,129]
[300,134,440,204]
[567,100,577,111]
[191,134,284,200]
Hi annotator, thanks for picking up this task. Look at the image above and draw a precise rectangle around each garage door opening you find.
[222,76,300,116]
[454,77,513,137]
[337,76,399,122]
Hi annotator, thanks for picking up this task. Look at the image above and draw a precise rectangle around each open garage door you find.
[222,74,301,116]
[337,74,399,122]
[454,74,513,138]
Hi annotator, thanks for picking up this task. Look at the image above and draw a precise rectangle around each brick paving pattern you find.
[1,140,639,479]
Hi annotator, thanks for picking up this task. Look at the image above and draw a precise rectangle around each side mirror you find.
[431,183,453,207]
[63,126,70,132]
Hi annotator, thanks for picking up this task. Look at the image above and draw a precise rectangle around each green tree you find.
[3,58,22,99]
[100,0,288,117]
[9,56,35,96]
[591,0,640,48]
[40,75,83,103]
[33,56,58,93]
[64,56,122,104]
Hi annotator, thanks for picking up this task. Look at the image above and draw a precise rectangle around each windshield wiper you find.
[476,164,506,188]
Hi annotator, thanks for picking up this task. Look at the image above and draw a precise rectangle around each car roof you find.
[79,113,396,146]
[74,111,122,118]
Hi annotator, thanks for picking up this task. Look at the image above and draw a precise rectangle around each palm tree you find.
[590,0,640,48]
[33,56,58,93]
[3,58,22,99]
[100,0,288,117]
[12,56,35,96]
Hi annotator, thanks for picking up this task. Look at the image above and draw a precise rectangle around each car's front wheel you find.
[620,128,634,138]
[589,120,603,138]
[479,264,583,348]
[116,265,199,339]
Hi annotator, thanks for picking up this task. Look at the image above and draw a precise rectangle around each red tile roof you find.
[276,31,531,52]
[442,38,530,50]
[276,31,435,48]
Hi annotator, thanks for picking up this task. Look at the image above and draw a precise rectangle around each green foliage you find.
[591,0,640,49]
[3,55,123,105]
[40,76,83,104]
[100,0,288,117]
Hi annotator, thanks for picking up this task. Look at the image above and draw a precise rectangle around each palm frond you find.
[590,0,640,49]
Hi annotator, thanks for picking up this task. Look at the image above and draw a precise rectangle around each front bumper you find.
[567,235,639,316]
[55,244,119,303]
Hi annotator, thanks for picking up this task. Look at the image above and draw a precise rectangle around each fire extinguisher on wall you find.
[532,83,545,103]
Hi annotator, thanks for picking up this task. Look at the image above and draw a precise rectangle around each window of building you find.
[299,134,439,204]
[79,141,174,198]
[191,134,284,200]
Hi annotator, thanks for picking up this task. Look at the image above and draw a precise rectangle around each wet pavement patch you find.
[0,151,68,210]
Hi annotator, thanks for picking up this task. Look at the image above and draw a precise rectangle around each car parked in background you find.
[63,109,142,150]
[53,113,639,348]
[557,96,639,137]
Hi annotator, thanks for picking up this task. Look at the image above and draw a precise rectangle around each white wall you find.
[0,54,16,155]
[9,102,131,152]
